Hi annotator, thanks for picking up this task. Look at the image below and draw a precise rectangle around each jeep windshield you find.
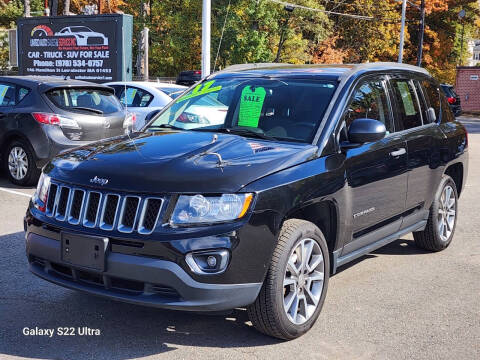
[145,78,337,143]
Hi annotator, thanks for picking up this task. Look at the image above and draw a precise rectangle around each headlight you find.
[171,193,253,225]
[33,173,51,212]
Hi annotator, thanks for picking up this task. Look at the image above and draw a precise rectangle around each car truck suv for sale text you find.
[25,63,468,339]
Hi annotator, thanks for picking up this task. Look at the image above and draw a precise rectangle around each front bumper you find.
[26,232,262,311]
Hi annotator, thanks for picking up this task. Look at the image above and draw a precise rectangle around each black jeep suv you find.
[25,63,468,340]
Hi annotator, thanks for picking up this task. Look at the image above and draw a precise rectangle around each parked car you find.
[105,81,187,129]
[441,84,462,117]
[55,26,108,46]
[25,63,468,340]
[176,70,201,86]
[0,76,130,185]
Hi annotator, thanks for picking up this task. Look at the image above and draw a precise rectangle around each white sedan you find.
[55,26,108,46]
[105,81,187,130]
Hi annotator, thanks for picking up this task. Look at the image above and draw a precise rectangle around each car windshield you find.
[442,85,458,98]
[70,27,93,33]
[145,78,337,142]
[156,86,186,96]
[46,88,123,114]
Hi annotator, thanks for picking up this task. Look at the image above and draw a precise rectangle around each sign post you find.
[201,0,211,78]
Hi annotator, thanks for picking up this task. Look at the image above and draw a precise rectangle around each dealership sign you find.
[17,14,132,83]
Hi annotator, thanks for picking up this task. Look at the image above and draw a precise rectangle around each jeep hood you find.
[46,131,318,193]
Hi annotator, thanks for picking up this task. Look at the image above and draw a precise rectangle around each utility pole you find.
[143,28,149,81]
[416,0,425,67]
[201,0,211,78]
[274,5,294,63]
[459,9,466,66]
[24,0,31,17]
[137,1,150,80]
[398,0,407,63]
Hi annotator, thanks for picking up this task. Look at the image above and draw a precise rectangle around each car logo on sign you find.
[90,176,109,186]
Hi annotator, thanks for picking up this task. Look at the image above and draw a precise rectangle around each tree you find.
[0,30,9,70]
[405,0,480,83]
[321,0,401,63]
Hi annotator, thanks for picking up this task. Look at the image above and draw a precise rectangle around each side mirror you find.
[347,118,386,144]
[427,107,437,123]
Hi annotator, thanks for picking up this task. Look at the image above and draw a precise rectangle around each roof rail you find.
[219,63,295,73]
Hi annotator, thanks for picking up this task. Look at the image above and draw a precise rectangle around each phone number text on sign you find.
[55,59,104,67]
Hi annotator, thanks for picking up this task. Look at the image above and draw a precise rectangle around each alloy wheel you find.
[283,238,325,325]
[437,184,456,242]
[8,146,29,180]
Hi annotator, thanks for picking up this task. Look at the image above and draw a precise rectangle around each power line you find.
[261,0,412,23]
[264,0,375,20]
[213,0,231,72]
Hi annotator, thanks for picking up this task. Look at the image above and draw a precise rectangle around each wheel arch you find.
[284,199,339,274]
[0,131,35,160]
[444,162,464,197]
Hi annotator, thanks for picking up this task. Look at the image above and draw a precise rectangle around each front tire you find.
[413,175,458,251]
[3,139,40,186]
[247,219,329,340]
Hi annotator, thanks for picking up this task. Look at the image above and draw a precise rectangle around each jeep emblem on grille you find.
[90,176,109,186]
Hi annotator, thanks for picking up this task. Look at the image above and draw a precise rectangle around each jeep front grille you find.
[45,182,163,234]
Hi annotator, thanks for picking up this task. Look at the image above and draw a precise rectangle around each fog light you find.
[207,255,217,268]
[185,249,229,274]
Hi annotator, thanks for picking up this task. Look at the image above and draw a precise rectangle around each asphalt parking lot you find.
[0,117,479,360]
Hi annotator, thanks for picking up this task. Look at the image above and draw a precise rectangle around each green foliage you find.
[0,0,24,27]
[0,30,9,69]
[0,0,44,27]
[122,0,331,76]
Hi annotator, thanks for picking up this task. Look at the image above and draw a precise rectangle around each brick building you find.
[455,67,480,112]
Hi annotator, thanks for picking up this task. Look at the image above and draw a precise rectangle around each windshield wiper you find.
[147,124,185,131]
[214,127,277,141]
[70,107,103,114]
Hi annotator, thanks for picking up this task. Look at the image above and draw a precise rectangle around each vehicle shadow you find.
[372,238,429,256]
[334,238,429,275]
[0,231,280,360]
[0,169,37,191]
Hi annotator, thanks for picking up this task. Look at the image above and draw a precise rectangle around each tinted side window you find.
[344,79,393,134]
[0,83,16,106]
[422,80,440,121]
[390,79,423,130]
[413,80,430,123]
[119,87,153,107]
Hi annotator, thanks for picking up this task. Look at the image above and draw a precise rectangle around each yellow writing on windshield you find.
[177,80,222,102]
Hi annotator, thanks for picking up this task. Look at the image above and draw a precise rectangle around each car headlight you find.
[171,193,253,225]
[33,173,51,212]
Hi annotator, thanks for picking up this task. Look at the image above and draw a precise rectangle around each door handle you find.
[390,148,406,157]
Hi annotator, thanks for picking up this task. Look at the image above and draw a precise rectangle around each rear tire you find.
[247,219,329,340]
[413,175,458,251]
[3,139,40,186]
